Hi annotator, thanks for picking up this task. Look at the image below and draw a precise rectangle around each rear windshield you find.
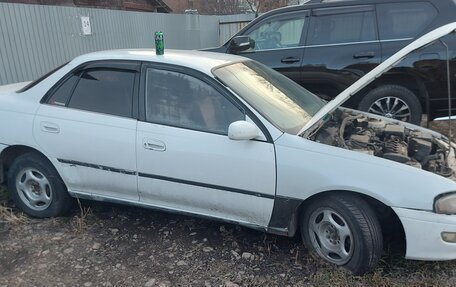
[17,63,67,93]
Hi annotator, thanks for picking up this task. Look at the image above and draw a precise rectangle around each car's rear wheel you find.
[7,153,73,218]
[301,193,383,276]
[358,85,422,125]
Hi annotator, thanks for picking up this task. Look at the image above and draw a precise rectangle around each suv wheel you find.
[358,85,422,125]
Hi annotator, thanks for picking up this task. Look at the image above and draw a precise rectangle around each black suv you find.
[207,0,456,125]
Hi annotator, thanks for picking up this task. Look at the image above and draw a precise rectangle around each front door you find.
[136,65,276,227]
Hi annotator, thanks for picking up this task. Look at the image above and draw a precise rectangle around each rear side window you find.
[308,11,376,45]
[68,69,135,118]
[47,75,79,106]
[376,2,438,40]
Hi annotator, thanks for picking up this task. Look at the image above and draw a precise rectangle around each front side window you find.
[145,68,244,134]
[246,16,306,51]
[308,11,376,45]
[376,2,438,40]
[68,69,135,118]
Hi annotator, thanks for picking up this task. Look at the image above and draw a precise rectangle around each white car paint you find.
[275,131,456,211]
[0,24,456,263]
[33,105,139,201]
[393,207,456,260]
[136,119,276,227]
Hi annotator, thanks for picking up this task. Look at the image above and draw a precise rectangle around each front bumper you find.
[393,207,456,260]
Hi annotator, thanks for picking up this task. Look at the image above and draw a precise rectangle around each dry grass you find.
[0,203,29,225]
[0,185,28,225]
[71,197,92,233]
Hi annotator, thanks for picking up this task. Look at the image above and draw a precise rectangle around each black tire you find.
[358,85,422,125]
[301,193,383,276]
[7,153,73,218]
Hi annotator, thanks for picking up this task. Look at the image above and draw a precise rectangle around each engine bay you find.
[308,109,455,178]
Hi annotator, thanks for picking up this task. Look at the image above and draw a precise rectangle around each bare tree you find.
[165,0,296,15]
[245,0,290,17]
[165,0,191,13]
[196,0,247,15]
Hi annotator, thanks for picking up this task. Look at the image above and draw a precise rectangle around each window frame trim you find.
[311,5,375,16]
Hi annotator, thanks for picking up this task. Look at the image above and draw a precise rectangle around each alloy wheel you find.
[368,96,411,122]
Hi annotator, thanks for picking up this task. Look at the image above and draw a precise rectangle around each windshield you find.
[213,61,325,134]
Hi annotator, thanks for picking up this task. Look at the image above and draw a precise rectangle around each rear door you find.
[301,5,381,100]
[233,11,309,86]
[34,61,140,201]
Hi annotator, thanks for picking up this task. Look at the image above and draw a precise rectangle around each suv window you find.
[376,2,438,40]
[145,68,244,134]
[68,69,135,118]
[308,10,376,45]
[246,16,305,50]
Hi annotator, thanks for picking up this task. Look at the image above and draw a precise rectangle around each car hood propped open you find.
[299,22,456,136]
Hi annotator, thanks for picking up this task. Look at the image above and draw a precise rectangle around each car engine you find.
[309,109,455,178]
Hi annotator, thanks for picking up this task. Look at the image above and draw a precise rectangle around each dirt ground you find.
[1,119,456,287]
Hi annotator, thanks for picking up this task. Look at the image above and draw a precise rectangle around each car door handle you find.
[281,57,300,64]
[40,122,60,134]
[353,52,375,59]
[143,138,166,152]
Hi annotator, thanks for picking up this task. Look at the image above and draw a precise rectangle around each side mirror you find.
[228,36,254,53]
[228,121,259,141]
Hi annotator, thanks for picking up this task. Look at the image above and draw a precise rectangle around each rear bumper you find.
[393,207,456,261]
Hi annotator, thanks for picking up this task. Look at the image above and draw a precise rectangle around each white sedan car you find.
[1,23,456,275]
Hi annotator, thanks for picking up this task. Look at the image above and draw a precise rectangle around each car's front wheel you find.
[7,153,73,218]
[301,193,383,276]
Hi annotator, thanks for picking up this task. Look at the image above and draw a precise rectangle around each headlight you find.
[435,193,456,214]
